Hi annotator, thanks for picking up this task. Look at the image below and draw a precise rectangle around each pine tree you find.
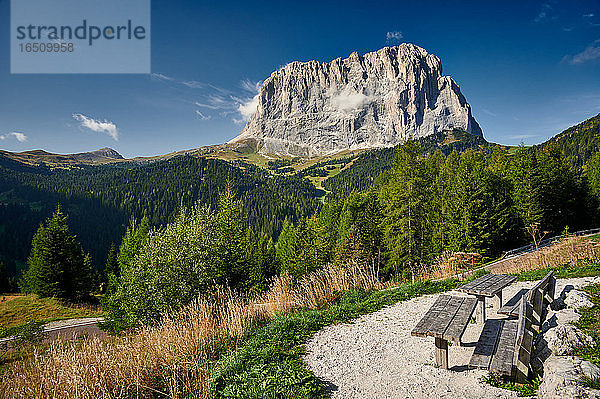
[117,216,151,273]
[21,206,92,299]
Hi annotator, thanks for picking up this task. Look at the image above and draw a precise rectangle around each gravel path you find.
[304,277,600,399]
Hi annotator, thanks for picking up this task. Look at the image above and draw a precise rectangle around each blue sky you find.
[0,0,599,158]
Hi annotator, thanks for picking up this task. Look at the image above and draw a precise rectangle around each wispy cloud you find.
[583,13,600,27]
[509,134,540,140]
[534,3,555,23]
[564,40,600,65]
[151,72,261,123]
[195,110,211,120]
[482,108,498,117]
[386,31,403,44]
[0,132,28,142]
[72,113,119,141]
[150,73,174,82]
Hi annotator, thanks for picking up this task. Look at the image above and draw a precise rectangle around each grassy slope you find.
[212,263,600,398]
[0,294,103,332]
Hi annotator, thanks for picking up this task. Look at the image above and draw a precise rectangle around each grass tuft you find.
[482,373,541,397]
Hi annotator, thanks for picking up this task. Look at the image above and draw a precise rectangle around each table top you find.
[457,273,517,297]
[411,295,478,345]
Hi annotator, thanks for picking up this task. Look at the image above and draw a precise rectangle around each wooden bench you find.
[411,295,478,369]
[457,274,517,324]
[498,271,556,332]
[469,295,534,383]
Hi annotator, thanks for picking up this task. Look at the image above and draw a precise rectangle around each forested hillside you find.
[2,114,600,290]
[323,129,492,198]
[0,156,320,283]
[538,113,600,169]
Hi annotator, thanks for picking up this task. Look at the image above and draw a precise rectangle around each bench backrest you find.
[513,295,534,383]
[526,271,555,331]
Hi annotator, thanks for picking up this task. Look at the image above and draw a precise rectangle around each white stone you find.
[565,290,595,310]
[542,324,595,356]
[538,356,600,399]
[231,44,482,157]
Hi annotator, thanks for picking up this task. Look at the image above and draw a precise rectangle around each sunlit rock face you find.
[231,43,482,157]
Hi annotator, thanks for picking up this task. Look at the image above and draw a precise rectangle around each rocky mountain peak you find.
[231,43,482,157]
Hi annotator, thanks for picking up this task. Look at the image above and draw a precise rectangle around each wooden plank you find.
[528,271,553,295]
[469,319,503,370]
[411,295,452,337]
[461,274,516,297]
[458,274,495,293]
[429,296,465,338]
[435,337,449,369]
[481,275,517,296]
[548,275,556,300]
[498,288,529,316]
[513,296,534,383]
[527,287,544,332]
[464,274,501,295]
[490,319,518,376]
[443,296,477,344]
[478,275,513,296]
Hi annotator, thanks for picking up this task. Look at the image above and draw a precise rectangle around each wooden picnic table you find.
[411,295,477,369]
[457,274,517,324]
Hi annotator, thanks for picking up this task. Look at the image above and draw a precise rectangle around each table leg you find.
[494,290,503,309]
[476,295,486,324]
[435,337,448,369]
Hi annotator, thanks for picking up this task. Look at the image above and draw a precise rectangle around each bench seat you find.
[469,318,518,376]
[497,288,530,317]
[469,295,535,382]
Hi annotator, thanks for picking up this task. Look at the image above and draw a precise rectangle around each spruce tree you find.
[22,206,92,299]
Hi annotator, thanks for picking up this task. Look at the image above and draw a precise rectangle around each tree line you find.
[15,136,600,330]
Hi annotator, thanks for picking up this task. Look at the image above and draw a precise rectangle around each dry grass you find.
[490,235,600,275]
[0,261,381,398]
[421,252,482,282]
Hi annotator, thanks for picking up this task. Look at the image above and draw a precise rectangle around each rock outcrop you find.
[538,356,600,399]
[231,43,482,157]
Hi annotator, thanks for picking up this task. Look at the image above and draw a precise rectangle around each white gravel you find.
[304,276,600,399]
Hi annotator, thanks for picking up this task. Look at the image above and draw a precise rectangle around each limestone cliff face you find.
[231,43,482,157]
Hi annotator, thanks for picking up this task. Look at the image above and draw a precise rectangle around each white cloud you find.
[195,110,211,120]
[566,40,600,64]
[509,134,540,140]
[72,113,119,141]
[151,72,174,82]
[534,3,553,23]
[482,109,498,117]
[237,94,260,122]
[330,89,374,113]
[151,72,263,123]
[241,79,261,93]
[583,13,600,27]
[0,132,28,142]
[386,31,403,43]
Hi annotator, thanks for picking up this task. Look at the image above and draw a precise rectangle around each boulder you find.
[537,356,600,399]
[543,325,596,356]
[564,290,595,310]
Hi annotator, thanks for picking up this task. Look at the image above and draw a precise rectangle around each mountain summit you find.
[231,43,482,157]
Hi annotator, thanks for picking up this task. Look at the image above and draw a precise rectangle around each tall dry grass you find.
[490,235,600,275]
[421,252,482,281]
[0,261,381,399]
